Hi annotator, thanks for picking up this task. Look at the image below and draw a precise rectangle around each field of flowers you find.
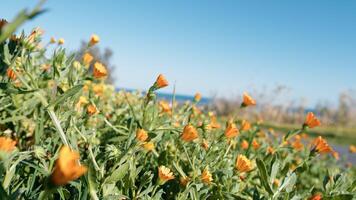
[0,5,355,200]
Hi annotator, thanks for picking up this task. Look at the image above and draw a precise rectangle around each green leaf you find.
[283,129,302,141]
[0,82,37,94]
[87,165,99,200]
[0,184,9,200]
[270,161,280,185]
[324,194,354,200]
[105,162,129,183]
[274,173,297,198]
[256,158,274,195]
[3,154,31,189]
[47,84,83,108]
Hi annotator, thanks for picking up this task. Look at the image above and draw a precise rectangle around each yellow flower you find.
[158,166,174,183]
[303,112,321,128]
[50,146,87,186]
[0,137,16,152]
[241,92,256,107]
[58,38,65,45]
[93,62,108,79]
[143,142,155,151]
[155,74,169,89]
[349,145,356,153]
[82,53,94,67]
[224,120,239,138]
[75,96,89,110]
[241,140,249,150]
[252,139,260,150]
[50,37,56,44]
[241,120,251,131]
[6,68,16,80]
[159,101,171,114]
[194,92,201,102]
[89,34,100,46]
[181,125,199,142]
[312,136,332,154]
[136,129,148,142]
[201,168,213,184]
[235,154,253,173]
[87,104,98,115]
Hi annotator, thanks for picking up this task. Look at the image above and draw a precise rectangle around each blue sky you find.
[2,0,356,106]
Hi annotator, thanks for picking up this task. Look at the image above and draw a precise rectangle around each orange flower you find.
[267,146,275,154]
[201,139,209,150]
[143,142,155,151]
[50,146,87,186]
[273,179,280,187]
[192,105,202,115]
[252,139,260,150]
[93,62,107,79]
[225,120,239,138]
[241,120,251,131]
[41,63,51,71]
[194,93,201,102]
[349,145,356,153]
[181,125,199,142]
[82,53,94,67]
[308,194,322,200]
[0,137,16,152]
[6,68,16,80]
[207,115,221,129]
[89,34,100,46]
[292,140,304,151]
[241,92,256,107]
[201,168,213,184]
[155,74,169,89]
[236,154,253,173]
[87,104,98,115]
[136,129,148,142]
[303,112,321,128]
[158,166,174,183]
[312,136,332,154]
[92,84,104,96]
[332,151,340,160]
[180,176,190,187]
[241,140,249,150]
[159,101,171,113]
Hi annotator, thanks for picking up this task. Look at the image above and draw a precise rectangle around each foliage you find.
[0,4,355,200]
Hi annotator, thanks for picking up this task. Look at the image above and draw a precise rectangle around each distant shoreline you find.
[117,88,211,105]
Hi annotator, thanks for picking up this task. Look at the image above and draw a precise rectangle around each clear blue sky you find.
[2,0,356,107]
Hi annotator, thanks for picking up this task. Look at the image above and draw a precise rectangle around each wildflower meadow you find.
[0,3,355,200]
